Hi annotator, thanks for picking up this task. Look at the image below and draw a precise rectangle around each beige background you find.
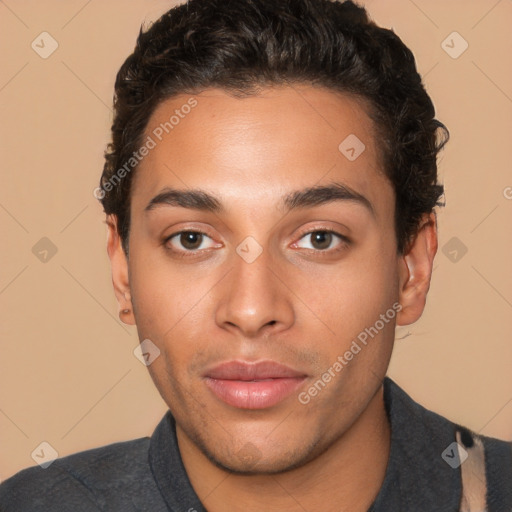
[1,0,511,481]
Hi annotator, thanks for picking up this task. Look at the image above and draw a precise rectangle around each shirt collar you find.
[148,410,207,512]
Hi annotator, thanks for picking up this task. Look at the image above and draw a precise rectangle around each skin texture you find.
[106,86,438,511]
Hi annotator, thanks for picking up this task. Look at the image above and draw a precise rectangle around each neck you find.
[177,384,390,512]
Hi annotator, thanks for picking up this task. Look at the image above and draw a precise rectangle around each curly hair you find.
[98,0,448,255]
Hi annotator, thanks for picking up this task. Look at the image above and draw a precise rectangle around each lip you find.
[203,360,307,410]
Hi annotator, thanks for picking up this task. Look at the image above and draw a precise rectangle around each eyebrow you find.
[282,182,374,216]
[145,188,222,213]
[144,182,374,217]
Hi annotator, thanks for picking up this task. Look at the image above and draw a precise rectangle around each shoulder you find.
[457,425,512,510]
[380,378,512,509]
[0,437,152,512]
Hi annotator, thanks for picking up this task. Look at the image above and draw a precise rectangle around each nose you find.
[214,246,295,339]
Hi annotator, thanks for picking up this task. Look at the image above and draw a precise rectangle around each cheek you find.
[128,249,220,361]
[128,262,200,374]
[296,254,399,386]
[129,246,196,328]
[297,249,398,338]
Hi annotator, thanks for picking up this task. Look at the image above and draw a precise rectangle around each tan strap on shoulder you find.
[457,429,488,512]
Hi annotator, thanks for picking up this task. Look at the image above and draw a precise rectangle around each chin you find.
[200,436,324,476]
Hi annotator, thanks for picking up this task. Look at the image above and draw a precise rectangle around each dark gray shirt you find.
[1,378,511,511]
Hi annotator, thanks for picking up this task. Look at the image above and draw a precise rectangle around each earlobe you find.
[396,213,438,327]
[106,214,136,326]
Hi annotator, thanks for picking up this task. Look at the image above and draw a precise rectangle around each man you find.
[1,0,510,510]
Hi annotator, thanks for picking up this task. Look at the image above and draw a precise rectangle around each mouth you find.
[203,360,307,410]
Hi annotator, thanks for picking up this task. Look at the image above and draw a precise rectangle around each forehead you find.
[131,86,391,215]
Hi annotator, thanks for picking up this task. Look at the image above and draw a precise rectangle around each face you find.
[109,86,432,474]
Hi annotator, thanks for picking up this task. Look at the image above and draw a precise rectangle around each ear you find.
[396,212,438,326]
[106,214,135,326]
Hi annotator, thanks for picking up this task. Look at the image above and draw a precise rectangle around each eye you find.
[294,230,348,251]
[165,231,218,252]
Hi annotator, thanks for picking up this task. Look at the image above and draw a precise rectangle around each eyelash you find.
[162,230,218,259]
[163,228,350,258]
[294,228,350,254]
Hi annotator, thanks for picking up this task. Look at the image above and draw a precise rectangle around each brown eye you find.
[165,230,217,253]
[310,231,333,250]
[296,230,345,251]
[180,232,203,250]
